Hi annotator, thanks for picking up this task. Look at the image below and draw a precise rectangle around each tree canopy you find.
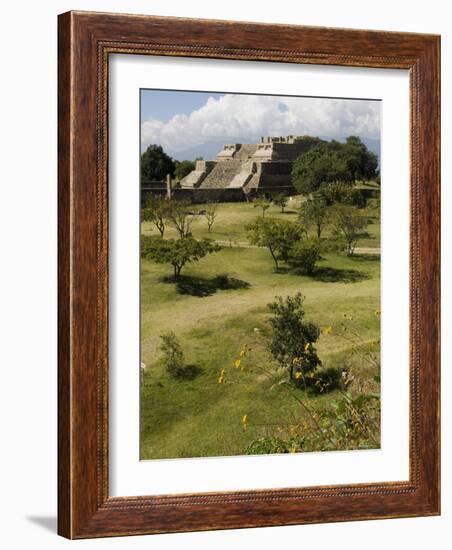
[140,144,175,182]
[299,198,330,238]
[246,217,304,271]
[141,236,221,280]
[330,204,369,256]
[292,137,378,195]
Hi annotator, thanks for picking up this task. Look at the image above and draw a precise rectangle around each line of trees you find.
[140,144,202,183]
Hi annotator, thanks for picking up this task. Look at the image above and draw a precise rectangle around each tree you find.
[141,195,170,237]
[287,240,321,275]
[299,198,330,238]
[291,137,378,196]
[140,144,175,182]
[141,236,220,280]
[291,142,350,195]
[273,194,288,213]
[246,218,304,271]
[203,202,218,233]
[267,293,321,382]
[167,200,194,238]
[341,136,378,183]
[330,204,368,256]
[174,160,196,180]
[253,197,272,218]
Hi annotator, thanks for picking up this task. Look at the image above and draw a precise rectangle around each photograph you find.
[139,89,382,460]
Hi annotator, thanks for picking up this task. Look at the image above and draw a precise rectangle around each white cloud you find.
[141,94,380,153]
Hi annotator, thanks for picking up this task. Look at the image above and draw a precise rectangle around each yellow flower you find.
[242,414,248,431]
[218,368,226,384]
[304,342,311,352]
[290,445,297,453]
[294,372,302,380]
[323,325,332,334]
[234,359,241,369]
[239,350,246,358]
[374,309,381,317]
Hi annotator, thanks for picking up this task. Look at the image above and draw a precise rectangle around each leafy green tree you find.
[292,142,349,194]
[140,144,175,182]
[246,218,304,271]
[141,195,170,237]
[287,239,321,275]
[253,197,272,218]
[330,204,368,256]
[292,137,378,196]
[273,194,288,213]
[141,236,220,280]
[267,293,321,382]
[174,160,196,180]
[299,198,330,238]
[203,202,218,233]
[341,136,378,183]
[167,200,194,238]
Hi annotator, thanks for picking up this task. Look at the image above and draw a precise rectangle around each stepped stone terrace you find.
[179,135,321,200]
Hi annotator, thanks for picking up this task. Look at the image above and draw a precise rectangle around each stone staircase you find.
[200,160,242,188]
[233,144,258,160]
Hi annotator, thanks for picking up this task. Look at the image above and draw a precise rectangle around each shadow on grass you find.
[176,364,203,380]
[311,266,370,283]
[350,253,380,262]
[162,274,250,297]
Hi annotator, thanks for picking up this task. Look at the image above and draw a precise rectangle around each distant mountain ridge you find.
[168,135,381,163]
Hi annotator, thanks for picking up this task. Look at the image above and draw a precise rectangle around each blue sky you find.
[140,89,380,160]
[141,90,224,124]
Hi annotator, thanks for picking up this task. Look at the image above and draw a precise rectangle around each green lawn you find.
[140,201,380,459]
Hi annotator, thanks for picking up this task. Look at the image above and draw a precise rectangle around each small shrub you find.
[160,332,185,377]
[288,239,321,275]
[306,366,348,394]
[267,293,321,382]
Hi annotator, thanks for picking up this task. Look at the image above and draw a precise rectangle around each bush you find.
[160,332,185,377]
[288,239,321,275]
[306,366,348,394]
[267,293,321,382]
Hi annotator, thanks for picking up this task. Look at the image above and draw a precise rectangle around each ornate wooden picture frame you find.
[58,11,440,539]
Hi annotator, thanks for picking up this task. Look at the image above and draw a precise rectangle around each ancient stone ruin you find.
[141,135,323,204]
[179,135,321,201]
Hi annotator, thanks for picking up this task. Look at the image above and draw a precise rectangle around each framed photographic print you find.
[58,11,440,538]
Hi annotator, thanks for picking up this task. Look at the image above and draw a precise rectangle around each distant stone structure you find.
[179,135,321,200]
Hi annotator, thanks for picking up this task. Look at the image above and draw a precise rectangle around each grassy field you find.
[140,200,380,459]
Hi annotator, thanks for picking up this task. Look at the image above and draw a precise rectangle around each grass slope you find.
[140,201,380,459]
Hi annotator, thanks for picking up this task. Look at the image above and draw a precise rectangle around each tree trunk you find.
[269,247,279,271]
